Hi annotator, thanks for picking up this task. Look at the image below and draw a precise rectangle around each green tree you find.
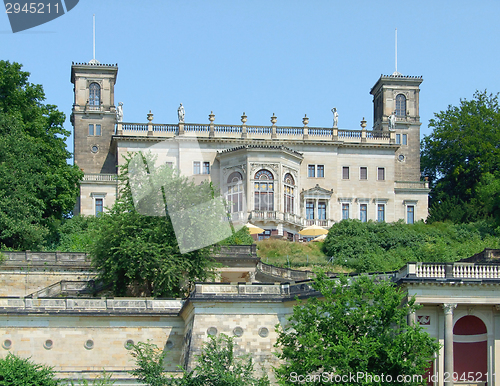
[90,152,222,297]
[421,90,500,222]
[130,335,269,386]
[0,353,59,386]
[0,60,82,250]
[275,274,439,386]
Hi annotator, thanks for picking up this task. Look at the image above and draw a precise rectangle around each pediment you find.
[301,184,333,199]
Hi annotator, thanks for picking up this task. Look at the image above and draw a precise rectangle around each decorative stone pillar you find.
[116,122,123,135]
[147,111,154,136]
[271,113,277,139]
[332,127,338,141]
[360,117,367,143]
[241,112,247,139]
[209,111,215,138]
[303,114,309,140]
[443,303,457,385]
[390,129,396,144]
[314,198,319,224]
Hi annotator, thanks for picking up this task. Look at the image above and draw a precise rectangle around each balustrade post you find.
[271,113,277,139]
[302,114,309,140]
[241,112,248,139]
[332,127,338,141]
[147,111,154,136]
[389,130,396,144]
[178,122,184,135]
[116,122,123,135]
[360,117,367,143]
[209,111,215,138]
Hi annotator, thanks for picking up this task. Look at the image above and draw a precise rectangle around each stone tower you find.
[71,62,119,215]
[370,74,423,181]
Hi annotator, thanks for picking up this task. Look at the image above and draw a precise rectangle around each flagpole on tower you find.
[89,14,99,64]
[93,14,96,62]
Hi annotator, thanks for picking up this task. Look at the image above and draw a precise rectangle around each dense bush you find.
[0,353,59,386]
[323,219,500,272]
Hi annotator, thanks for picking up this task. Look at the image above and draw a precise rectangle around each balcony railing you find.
[398,262,500,280]
[248,210,334,228]
[82,174,118,182]
[115,121,396,144]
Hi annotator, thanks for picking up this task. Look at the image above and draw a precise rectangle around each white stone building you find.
[71,62,429,238]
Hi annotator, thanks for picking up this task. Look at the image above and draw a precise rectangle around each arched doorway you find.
[453,315,487,383]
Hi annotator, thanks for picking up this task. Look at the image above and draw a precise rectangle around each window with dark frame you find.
[342,167,349,180]
[284,173,295,214]
[89,82,101,107]
[317,165,324,178]
[407,205,414,224]
[254,169,274,211]
[95,198,103,216]
[227,172,243,213]
[377,204,385,222]
[88,124,94,136]
[318,202,326,220]
[342,203,349,220]
[395,94,406,116]
[308,165,315,177]
[402,134,407,145]
[95,124,101,136]
[203,162,210,174]
[377,167,385,181]
[306,201,314,220]
[360,167,367,180]
[396,134,401,144]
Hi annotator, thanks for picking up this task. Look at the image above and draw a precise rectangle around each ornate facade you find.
[71,62,429,238]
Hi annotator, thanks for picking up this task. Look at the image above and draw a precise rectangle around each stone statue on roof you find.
[178,103,185,123]
[116,102,123,122]
[331,107,338,128]
[388,111,396,131]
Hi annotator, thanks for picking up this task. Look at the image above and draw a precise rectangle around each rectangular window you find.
[360,204,367,222]
[308,165,315,177]
[407,205,415,224]
[317,165,324,178]
[193,161,200,175]
[402,134,407,145]
[306,201,314,220]
[88,124,94,136]
[318,202,326,220]
[166,161,174,169]
[360,167,367,180]
[95,198,103,216]
[396,134,401,144]
[203,161,210,174]
[95,124,101,136]
[342,167,349,180]
[342,203,349,220]
[377,167,385,181]
[377,204,385,222]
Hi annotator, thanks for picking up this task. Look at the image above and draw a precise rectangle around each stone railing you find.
[2,251,91,264]
[82,174,118,182]
[257,262,316,282]
[192,281,320,298]
[394,181,429,190]
[116,122,395,144]
[0,297,184,312]
[398,262,500,280]
[250,210,334,228]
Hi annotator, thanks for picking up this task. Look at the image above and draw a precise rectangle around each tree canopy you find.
[130,335,269,386]
[0,353,59,386]
[90,152,229,297]
[275,273,439,386]
[0,60,82,250]
[421,90,500,223]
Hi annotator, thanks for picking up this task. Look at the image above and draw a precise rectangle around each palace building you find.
[71,62,429,238]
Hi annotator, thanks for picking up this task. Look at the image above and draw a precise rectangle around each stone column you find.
[271,113,277,139]
[443,303,457,385]
[209,111,215,138]
[314,198,319,223]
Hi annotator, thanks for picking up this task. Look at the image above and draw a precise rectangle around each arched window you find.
[254,169,274,211]
[284,173,295,214]
[395,94,406,116]
[227,172,243,213]
[89,82,101,107]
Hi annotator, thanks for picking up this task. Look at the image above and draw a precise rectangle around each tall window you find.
[254,169,274,211]
[396,134,401,144]
[360,204,367,222]
[95,198,103,216]
[342,203,349,220]
[227,172,243,213]
[284,173,295,214]
[342,167,349,180]
[317,165,325,178]
[308,165,315,177]
[377,167,385,181]
[395,94,406,116]
[89,82,101,107]
[377,204,385,222]
[306,201,314,220]
[203,162,210,174]
[402,134,407,145]
[318,202,326,220]
[407,205,415,224]
[88,124,94,136]
[193,161,200,174]
[360,167,367,180]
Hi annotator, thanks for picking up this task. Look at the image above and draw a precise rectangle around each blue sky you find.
[2,1,500,157]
